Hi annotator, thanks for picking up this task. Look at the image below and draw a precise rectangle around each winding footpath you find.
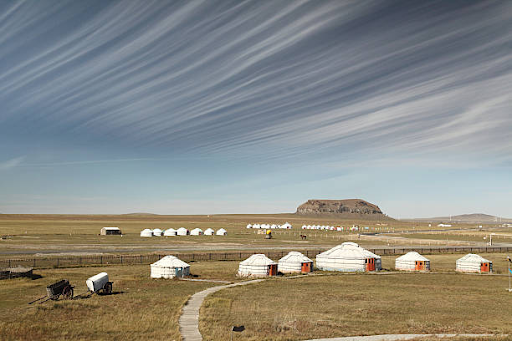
[179,279,264,341]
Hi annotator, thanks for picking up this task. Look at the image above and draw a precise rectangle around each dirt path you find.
[306,334,499,341]
[179,279,264,341]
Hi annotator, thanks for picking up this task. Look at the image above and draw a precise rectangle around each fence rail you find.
[1,246,511,270]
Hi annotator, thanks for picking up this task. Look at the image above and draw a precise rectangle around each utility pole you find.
[507,256,511,292]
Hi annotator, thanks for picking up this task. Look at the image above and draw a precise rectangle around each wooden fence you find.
[1,246,512,270]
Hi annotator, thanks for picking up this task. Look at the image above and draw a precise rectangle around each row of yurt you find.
[150,256,190,279]
[237,252,314,277]
[316,242,381,272]
[246,223,292,229]
[302,225,342,231]
[141,228,227,237]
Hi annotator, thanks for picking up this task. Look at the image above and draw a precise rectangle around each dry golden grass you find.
[200,271,512,341]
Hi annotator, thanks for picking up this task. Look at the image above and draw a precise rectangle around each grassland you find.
[1,214,501,258]
[201,255,512,341]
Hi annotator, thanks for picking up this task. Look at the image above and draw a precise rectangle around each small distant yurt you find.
[163,228,177,237]
[140,229,153,237]
[153,228,163,237]
[238,254,277,277]
[395,252,430,271]
[316,242,381,272]
[190,228,203,236]
[204,228,215,235]
[456,254,493,273]
[216,228,227,236]
[246,224,252,229]
[177,227,189,236]
[278,251,314,273]
[150,256,190,279]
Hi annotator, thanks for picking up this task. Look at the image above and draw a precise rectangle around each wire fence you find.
[1,246,511,270]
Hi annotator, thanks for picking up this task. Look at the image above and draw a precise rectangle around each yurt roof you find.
[153,228,163,232]
[240,254,276,266]
[152,255,189,268]
[279,251,313,263]
[177,227,189,232]
[396,251,430,262]
[457,253,491,263]
[204,228,215,232]
[217,228,227,232]
[318,242,379,259]
[165,228,176,232]
[191,228,203,232]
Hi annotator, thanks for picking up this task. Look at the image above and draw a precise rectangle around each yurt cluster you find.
[301,224,361,231]
[149,242,495,280]
[246,222,292,229]
[140,227,227,237]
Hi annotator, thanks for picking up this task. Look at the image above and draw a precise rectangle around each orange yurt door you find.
[366,258,375,271]
[301,262,312,273]
[415,261,424,271]
[268,264,277,276]
[480,262,489,273]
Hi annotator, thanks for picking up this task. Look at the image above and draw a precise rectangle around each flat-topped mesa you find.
[296,199,386,217]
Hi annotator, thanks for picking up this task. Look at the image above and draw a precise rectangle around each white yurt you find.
[278,251,314,273]
[140,229,153,237]
[177,227,189,236]
[395,252,430,271]
[216,228,227,236]
[316,242,381,272]
[246,224,252,229]
[204,228,215,235]
[456,254,493,273]
[238,254,277,277]
[163,228,177,237]
[190,228,203,236]
[152,228,163,237]
[150,256,190,279]
[253,224,261,229]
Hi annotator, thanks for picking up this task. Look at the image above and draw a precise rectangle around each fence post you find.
[120,255,123,264]
[56,258,59,267]
[100,256,103,264]
[33,258,36,268]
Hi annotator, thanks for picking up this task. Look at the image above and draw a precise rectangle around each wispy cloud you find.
[0,156,25,170]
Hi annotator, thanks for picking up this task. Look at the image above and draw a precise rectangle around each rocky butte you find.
[295,199,392,220]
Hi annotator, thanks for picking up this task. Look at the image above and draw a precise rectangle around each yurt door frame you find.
[415,261,424,271]
[365,258,375,271]
[301,262,312,273]
[268,264,277,276]
[480,262,490,273]
[175,267,183,278]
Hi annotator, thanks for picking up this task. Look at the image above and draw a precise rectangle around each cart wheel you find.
[105,282,112,295]
[62,286,73,300]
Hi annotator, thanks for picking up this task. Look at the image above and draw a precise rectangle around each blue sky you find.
[1,0,511,218]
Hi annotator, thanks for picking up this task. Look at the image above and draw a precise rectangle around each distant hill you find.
[295,199,393,220]
[411,213,512,224]
[121,213,159,217]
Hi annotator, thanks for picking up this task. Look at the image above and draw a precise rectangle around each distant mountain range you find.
[409,213,512,224]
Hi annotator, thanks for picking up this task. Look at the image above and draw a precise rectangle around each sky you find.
[1,0,511,218]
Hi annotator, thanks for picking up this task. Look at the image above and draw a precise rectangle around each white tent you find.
[246,224,252,229]
[216,228,227,236]
[395,252,430,271]
[253,224,261,229]
[150,256,190,279]
[278,251,314,273]
[140,229,153,237]
[238,254,277,277]
[204,228,215,235]
[456,254,492,273]
[316,242,381,272]
[190,228,203,236]
[152,228,163,237]
[281,222,292,229]
[163,228,177,237]
[177,227,189,236]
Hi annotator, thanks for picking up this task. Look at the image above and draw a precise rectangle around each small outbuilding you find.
[238,254,277,277]
[395,252,430,271]
[140,229,153,237]
[216,228,227,236]
[100,227,122,235]
[204,228,215,235]
[177,227,190,236]
[278,251,314,273]
[456,254,493,273]
[316,242,381,272]
[163,228,177,237]
[150,256,190,279]
[190,228,203,236]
